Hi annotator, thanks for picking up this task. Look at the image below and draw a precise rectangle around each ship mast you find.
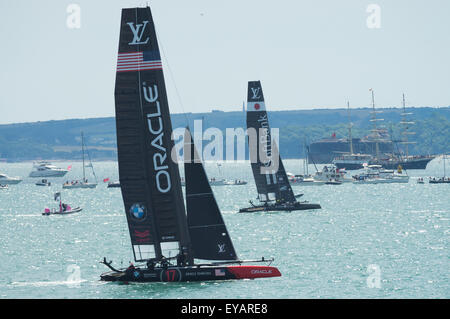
[81,131,85,181]
[444,154,447,178]
[347,101,354,155]
[399,93,416,159]
[369,89,383,160]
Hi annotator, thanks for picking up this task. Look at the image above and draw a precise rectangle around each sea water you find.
[0,159,448,298]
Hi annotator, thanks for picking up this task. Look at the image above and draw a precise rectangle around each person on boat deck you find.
[146,260,155,270]
[160,257,169,269]
[177,248,189,267]
[125,262,136,277]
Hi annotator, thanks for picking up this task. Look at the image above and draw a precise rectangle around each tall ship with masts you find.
[371,93,435,169]
[332,92,434,170]
[100,6,281,282]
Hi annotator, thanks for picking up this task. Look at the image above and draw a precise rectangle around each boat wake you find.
[11,279,87,287]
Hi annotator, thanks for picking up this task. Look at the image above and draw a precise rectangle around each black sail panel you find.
[271,142,296,203]
[184,129,237,261]
[114,7,190,262]
[246,81,296,202]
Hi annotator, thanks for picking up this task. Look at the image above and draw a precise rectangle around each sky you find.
[0,0,449,124]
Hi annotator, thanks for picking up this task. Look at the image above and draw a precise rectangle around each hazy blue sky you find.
[0,0,449,124]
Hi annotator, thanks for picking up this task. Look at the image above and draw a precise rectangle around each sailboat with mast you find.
[429,154,450,184]
[239,81,321,213]
[100,6,281,282]
[62,132,98,189]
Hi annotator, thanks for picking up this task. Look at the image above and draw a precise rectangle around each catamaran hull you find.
[42,207,82,215]
[100,265,281,282]
[63,183,97,189]
[239,203,321,213]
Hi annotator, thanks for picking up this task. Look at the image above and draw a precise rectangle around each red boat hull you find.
[100,265,281,282]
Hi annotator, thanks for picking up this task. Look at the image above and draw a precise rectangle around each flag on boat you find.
[103,178,110,183]
[116,51,162,72]
[67,165,72,171]
[215,269,226,276]
[54,192,61,201]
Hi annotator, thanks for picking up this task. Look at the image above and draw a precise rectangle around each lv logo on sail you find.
[127,21,150,45]
[218,244,226,253]
[251,88,261,99]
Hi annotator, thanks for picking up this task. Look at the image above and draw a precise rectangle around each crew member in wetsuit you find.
[177,248,189,267]
[160,257,169,269]
[146,260,155,270]
[125,262,136,277]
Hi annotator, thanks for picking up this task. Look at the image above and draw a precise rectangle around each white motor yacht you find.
[352,165,409,184]
[313,165,353,183]
[29,161,68,177]
[0,173,22,184]
[287,173,326,186]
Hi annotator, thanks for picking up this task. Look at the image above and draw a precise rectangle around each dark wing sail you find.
[114,7,190,262]
[271,142,296,203]
[184,129,237,261]
[246,81,296,203]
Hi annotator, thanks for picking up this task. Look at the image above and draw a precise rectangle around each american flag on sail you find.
[116,51,162,72]
[215,269,226,276]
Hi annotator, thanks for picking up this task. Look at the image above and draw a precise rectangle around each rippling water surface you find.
[0,159,448,298]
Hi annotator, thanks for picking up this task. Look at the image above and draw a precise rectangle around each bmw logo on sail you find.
[130,203,146,221]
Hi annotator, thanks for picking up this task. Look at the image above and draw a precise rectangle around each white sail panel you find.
[133,244,155,260]
[161,241,179,258]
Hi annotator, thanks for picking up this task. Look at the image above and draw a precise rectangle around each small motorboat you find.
[107,181,120,188]
[36,179,51,186]
[325,179,342,185]
[417,178,424,184]
[224,179,248,185]
[429,177,450,184]
[0,184,8,190]
[42,206,82,215]
[42,192,82,215]
[209,178,227,186]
